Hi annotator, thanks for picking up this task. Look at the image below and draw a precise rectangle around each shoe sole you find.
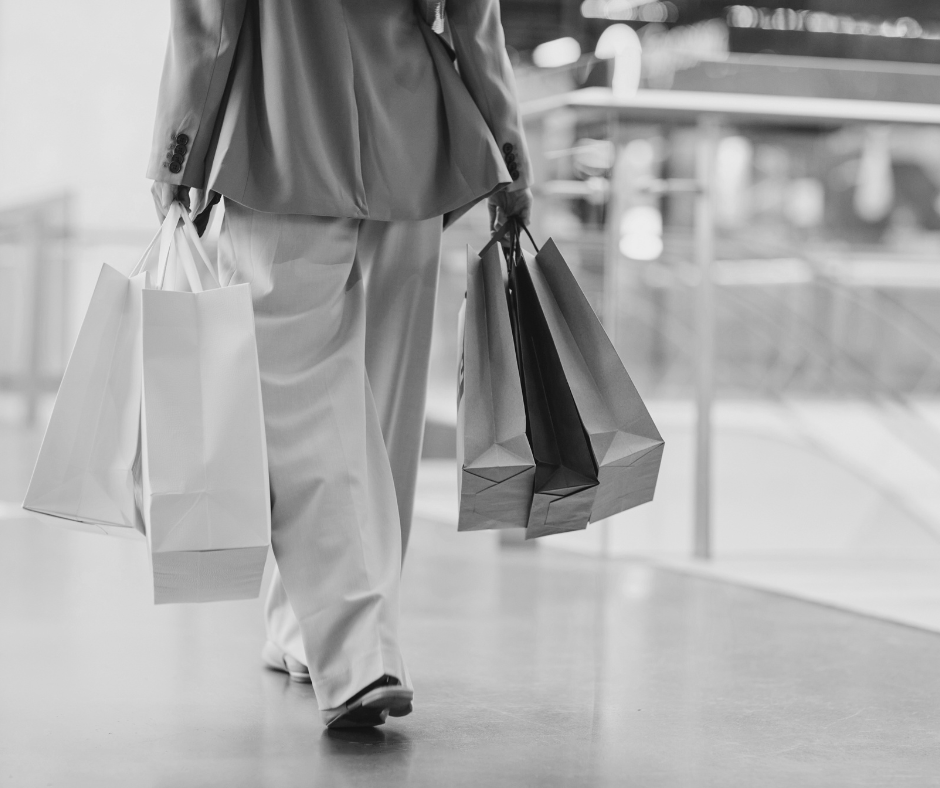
[325,687,414,729]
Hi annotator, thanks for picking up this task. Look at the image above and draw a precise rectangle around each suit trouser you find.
[217,201,442,709]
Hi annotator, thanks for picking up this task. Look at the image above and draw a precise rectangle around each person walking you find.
[148,0,532,728]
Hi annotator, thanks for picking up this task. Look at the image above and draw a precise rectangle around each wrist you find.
[506,176,531,193]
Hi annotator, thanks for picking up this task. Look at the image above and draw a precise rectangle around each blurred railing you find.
[523,87,940,557]
[0,195,73,425]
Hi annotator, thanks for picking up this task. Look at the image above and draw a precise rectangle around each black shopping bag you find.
[497,220,599,539]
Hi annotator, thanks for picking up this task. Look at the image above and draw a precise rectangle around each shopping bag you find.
[140,204,270,603]
[524,234,664,523]
[22,231,162,537]
[501,223,599,539]
[456,242,535,531]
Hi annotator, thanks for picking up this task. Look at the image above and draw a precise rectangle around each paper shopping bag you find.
[23,244,156,537]
[525,239,664,523]
[503,228,599,539]
[140,205,270,603]
[456,242,535,531]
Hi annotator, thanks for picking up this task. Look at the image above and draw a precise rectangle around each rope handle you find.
[516,219,539,254]
[478,216,540,258]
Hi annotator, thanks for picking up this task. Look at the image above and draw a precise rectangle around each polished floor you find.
[2,443,940,785]
[418,451,940,636]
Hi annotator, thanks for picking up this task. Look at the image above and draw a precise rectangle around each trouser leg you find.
[359,218,443,558]
[218,202,408,710]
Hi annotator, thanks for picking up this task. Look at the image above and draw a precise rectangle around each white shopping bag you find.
[22,229,162,536]
[140,204,270,603]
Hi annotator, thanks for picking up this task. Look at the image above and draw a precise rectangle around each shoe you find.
[261,641,312,683]
[321,675,414,729]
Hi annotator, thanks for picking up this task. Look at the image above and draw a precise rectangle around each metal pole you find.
[602,125,624,355]
[693,116,720,560]
[599,116,624,560]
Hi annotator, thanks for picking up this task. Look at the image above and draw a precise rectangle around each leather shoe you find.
[321,675,414,728]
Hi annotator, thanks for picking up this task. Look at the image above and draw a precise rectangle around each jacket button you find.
[510,168,519,180]
[176,133,190,146]
[168,161,182,174]
[174,143,187,156]
[170,154,184,165]
[503,142,514,154]
[505,153,516,164]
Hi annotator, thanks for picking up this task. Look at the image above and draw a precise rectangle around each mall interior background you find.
[9,0,940,788]
[4,3,940,778]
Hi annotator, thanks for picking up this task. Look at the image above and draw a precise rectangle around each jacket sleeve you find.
[446,0,532,192]
[147,0,247,187]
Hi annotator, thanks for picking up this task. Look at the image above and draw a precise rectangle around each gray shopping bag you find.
[525,239,663,523]
[506,233,599,539]
[456,242,535,531]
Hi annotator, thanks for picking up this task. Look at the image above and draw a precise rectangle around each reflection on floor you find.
[0,459,939,786]
[419,456,940,636]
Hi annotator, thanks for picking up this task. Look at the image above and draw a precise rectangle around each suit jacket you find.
[147,0,531,223]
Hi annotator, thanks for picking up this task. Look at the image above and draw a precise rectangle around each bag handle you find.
[479,217,516,257]
[159,207,220,292]
[479,216,540,259]
[132,201,222,291]
[129,228,162,278]
[178,206,221,287]
[129,202,180,279]
[518,220,539,254]
[162,229,205,293]
[145,202,185,288]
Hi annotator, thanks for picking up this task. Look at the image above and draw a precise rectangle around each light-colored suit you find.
[150,0,531,710]
[217,203,441,708]
[148,0,531,222]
